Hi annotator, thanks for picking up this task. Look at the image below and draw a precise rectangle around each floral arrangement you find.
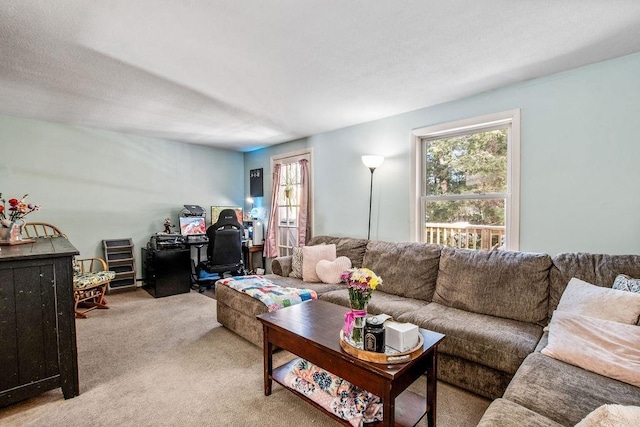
[341,267,383,310]
[342,268,383,345]
[0,194,41,225]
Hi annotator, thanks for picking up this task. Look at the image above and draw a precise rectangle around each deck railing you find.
[425,223,505,251]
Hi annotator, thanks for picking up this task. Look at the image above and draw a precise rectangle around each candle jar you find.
[364,316,385,353]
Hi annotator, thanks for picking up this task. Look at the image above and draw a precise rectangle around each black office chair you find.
[198,209,244,292]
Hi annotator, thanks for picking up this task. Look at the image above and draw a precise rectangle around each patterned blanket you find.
[217,275,317,312]
[284,359,383,427]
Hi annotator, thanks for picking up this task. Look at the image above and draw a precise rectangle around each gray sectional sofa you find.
[215,236,640,426]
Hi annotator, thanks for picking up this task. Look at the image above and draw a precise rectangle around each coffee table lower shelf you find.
[271,358,429,427]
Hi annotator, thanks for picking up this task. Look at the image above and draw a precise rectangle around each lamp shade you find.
[361,155,385,169]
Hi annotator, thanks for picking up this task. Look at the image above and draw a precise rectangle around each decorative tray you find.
[339,330,424,364]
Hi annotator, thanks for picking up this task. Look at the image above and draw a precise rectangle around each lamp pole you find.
[367,166,376,240]
[361,155,384,240]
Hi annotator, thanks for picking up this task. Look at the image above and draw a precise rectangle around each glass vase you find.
[349,303,368,349]
[8,220,24,243]
[1,219,24,243]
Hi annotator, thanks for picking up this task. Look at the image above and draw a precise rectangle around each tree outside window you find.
[414,111,520,251]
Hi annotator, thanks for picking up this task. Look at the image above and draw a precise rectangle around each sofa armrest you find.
[272,255,292,277]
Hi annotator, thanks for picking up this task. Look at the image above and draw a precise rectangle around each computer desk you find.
[243,241,264,272]
[184,236,263,273]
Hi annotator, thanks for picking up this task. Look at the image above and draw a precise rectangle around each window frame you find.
[270,149,313,256]
[410,110,520,250]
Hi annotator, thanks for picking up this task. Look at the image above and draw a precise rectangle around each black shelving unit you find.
[102,238,136,292]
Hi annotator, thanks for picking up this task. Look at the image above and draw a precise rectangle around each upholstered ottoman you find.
[215,274,343,348]
[216,283,272,347]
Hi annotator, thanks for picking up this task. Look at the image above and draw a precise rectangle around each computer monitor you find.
[179,217,206,236]
[211,206,243,224]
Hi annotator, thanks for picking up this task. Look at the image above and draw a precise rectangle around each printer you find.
[148,233,185,250]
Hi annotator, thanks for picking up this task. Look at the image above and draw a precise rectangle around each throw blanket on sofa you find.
[217,275,317,312]
[284,359,383,427]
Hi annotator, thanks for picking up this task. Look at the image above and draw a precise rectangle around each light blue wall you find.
[0,115,244,274]
[243,138,309,214]
[246,52,640,256]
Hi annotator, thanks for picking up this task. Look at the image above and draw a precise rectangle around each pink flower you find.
[0,193,41,222]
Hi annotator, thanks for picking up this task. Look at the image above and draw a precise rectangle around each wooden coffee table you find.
[257,299,445,427]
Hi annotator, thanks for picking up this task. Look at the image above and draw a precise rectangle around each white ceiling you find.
[2,1,640,152]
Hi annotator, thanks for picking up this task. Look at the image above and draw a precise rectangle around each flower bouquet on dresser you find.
[0,194,41,244]
[341,267,383,348]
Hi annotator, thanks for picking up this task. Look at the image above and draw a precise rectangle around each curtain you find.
[264,163,281,258]
[297,159,311,246]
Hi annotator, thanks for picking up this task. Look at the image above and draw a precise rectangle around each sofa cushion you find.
[308,236,369,268]
[613,273,640,294]
[541,311,640,388]
[316,256,352,284]
[362,241,441,301]
[398,302,542,375]
[288,247,303,278]
[433,247,552,325]
[302,244,336,282]
[549,253,640,318]
[318,289,429,321]
[503,352,640,426]
[478,398,563,427]
[575,404,640,427]
[554,277,640,325]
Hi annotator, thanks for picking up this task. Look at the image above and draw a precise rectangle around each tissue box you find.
[385,321,419,352]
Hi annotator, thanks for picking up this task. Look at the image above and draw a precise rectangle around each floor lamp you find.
[362,155,385,240]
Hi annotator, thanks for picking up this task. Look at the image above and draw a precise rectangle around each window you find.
[411,110,520,250]
[271,150,312,257]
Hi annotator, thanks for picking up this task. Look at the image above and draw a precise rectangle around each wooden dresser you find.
[0,237,80,406]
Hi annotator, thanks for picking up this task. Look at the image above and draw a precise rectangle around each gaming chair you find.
[203,209,244,279]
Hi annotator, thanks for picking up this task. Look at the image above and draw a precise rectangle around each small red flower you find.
[0,194,40,222]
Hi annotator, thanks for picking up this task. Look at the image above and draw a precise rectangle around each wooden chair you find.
[22,222,67,239]
[23,222,114,318]
[73,258,115,318]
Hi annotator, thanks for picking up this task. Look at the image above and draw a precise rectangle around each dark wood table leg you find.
[426,348,438,427]
[263,324,273,396]
[381,385,395,427]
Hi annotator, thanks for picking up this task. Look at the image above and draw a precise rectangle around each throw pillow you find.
[289,247,304,279]
[613,274,640,294]
[316,256,352,284]
[302,244,336,282]
[575,404,640,427]
[554,277,640,325]
[541,311,640,388]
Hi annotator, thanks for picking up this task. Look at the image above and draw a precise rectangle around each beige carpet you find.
[0,290,489,426]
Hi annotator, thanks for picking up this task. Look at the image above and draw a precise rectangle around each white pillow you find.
[575,404,640,427]
[302,244,336,282]
[316,256,352,284]
[541,311,640,388]
[555,278,640,325]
